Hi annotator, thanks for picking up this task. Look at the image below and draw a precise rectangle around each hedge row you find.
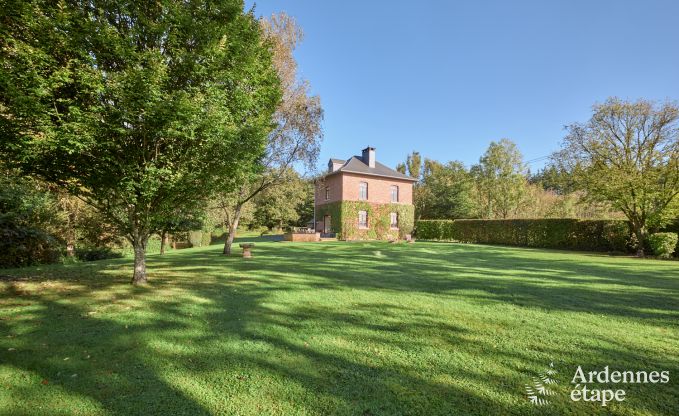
[415,219,631,252]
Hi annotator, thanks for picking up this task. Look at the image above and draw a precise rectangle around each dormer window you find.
[359,182,368,200]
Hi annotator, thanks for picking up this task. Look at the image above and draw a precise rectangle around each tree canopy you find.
[0,0,281,283]
[471,139,527,219]
[215,12,323,254]
[557,98,679,254]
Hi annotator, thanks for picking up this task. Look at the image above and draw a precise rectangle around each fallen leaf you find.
[41,379,49,385]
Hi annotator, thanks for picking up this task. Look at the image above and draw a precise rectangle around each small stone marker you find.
[239,243,254,258]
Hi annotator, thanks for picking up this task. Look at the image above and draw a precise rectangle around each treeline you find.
[400,98,679,256]
[0,167,315,268]
[398,139,620,222]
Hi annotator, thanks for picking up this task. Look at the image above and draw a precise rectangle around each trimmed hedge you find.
[415,219,631,252]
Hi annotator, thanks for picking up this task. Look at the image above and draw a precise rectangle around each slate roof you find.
[327,155,417,182]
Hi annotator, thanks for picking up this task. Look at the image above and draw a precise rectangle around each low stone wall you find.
[283,232,320,242]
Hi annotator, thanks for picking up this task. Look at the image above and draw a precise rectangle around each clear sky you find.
[246,0,679,173]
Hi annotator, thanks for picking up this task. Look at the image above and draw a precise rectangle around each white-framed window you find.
[325,187,330,200]
[359,182,368,200]
[390,212,398,228]
[358,210,368,229]
[390,185,399,202]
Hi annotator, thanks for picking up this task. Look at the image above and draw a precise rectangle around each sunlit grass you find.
[1,239,678,415]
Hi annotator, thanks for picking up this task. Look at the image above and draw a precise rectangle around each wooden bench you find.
[239,243,255,258]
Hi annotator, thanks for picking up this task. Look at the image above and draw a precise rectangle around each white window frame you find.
[358,210,368,229]
[390,185,399,202]
[390,212,398,229]
[359,182,368,200]
[325,187,330,200]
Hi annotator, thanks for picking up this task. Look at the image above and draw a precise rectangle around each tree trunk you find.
[633,225,647,257]
[160,230,168,255]
[131,236,149,285]
[223,204,243,255]
[66,211,76,257]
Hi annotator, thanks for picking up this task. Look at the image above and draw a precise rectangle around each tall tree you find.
[529,165,577,195]
[218,12,323,255]
[406,151,422,180]
[472,139,527,219]
[0,1,281,283]
[557,98,679,254]
[252,168,307,230]
[395,162,407,174]
[416,159,474,219]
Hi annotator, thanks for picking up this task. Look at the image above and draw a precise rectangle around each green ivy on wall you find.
[316,201,414,240]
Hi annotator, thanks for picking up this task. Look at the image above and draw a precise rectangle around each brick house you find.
[314,146,417,240]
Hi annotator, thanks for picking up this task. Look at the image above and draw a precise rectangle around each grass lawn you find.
[1,238,678,415]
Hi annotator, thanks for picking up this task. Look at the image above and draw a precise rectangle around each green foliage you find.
[471,139,527,219]
[187,230,212,248]
[415,219,631,252]
[294,179,316,227]
[0,0,281,281]
[648,233,678,258]
[558,98,679,253]
[417,159,475,219]
[405,151,422,179]
[252,168,307,229]
[74,247,123,262]
[317,201,414,240]
[0,171,62,267]
[530,165,577,195]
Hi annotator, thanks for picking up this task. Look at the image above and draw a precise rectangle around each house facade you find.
[314,147,417,240]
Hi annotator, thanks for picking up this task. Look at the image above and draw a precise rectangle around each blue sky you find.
[246,0,679,172]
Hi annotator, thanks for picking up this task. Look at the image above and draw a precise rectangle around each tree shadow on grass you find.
[1,241,678,415]
[226,241,679,327]
[1,260,536,415]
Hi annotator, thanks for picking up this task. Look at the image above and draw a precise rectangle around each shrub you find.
[74,247,123,262]
[188,230,203,247]
[0,172,63,267]
[187,230,212,248]
[0,225,61,268]
[660,220,679,257]
[648,233,678,259]
[201,230,212,247]
[415,219,631,252]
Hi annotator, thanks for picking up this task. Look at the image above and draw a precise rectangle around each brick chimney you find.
[362,146,375,168]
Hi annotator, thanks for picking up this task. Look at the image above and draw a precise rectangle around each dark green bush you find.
[74,247,123,262]
[415,219,631,252]
[0,173,62,268]
[0,225,61,268]
[648,232,678,259]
